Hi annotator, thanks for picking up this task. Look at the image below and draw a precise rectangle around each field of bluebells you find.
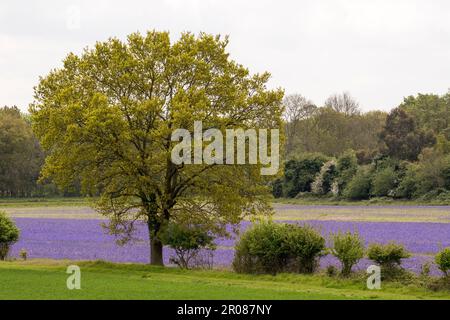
[10,216,450,276]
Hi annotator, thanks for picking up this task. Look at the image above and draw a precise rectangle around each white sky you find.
[1,0,450,112]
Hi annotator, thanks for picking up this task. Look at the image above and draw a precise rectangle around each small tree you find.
[0,211,20,260]
[160,223,215,269]
[330,231,365,276]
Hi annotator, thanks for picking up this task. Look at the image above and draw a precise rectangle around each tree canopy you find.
[30,31,284,265]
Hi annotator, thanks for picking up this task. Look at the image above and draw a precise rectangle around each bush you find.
[343,168,372,200]
[0,211,20,260]
[281,154,328,198]
[335,150,358,194]
[160,223,215,269]
[284,224,326,273]
[367,242,411,272]
[311,160,337,195]
[330,231,365,276]
[371,167,397,197]
[435,247,450,276]
[232,221,326,274]
[232,221,288,274]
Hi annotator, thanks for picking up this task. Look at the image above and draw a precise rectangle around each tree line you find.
[277,91,450,201]
[0,106,80,197]
[2,90,450,200]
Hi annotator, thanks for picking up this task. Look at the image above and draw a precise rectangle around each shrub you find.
[160,223,215,269]
[395,164,418,199]
[325,265,338,277]
[335,150,358,194]
[232,221,289,274]
[311,160,337,195]
[232,221,326,274]
[284,224,326,273]
[281,154,328,198]
[435,247,450,276]
[19,249,28,261]
[343,168,372,200]
[0,211,20,260]
[330,231,365,276]
[371,167,397,197]
[367,242,411,271]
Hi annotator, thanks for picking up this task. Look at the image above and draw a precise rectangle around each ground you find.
[0,260,449,300]
[1,198,449,300]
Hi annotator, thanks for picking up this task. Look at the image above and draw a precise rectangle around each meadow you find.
[0,260,449,300]
[1,200,449,299]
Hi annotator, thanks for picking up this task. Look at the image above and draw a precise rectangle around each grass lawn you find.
[0,260,449,300]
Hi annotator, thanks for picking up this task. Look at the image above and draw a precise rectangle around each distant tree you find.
[283,94,317,155]
[324,92,360,116]
[400,93,450,136]
[0,106,44,197]
[30,31,284,265]
[379,108,435,161]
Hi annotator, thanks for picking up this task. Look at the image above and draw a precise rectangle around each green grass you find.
[0,260,449,300]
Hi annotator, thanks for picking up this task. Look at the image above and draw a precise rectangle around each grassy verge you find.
[0,260,449,300]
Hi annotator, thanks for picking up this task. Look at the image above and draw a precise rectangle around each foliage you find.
[311,160,337,195]
[335,150,358,194]
[284,223,326,273]
[379,107,436,161]
[367,242,411,270]
[276,153,328,198]
[371,167,397,197]
[0,211,20,260]
[30,31,283,265]
[233,221,289,274]
[400,93,450,137]
[232,221,325,274]
[160,223,215,269]
[0,107,45,197]
[435,248,450,276]
[330,231,365,276]
[343,167,372,200]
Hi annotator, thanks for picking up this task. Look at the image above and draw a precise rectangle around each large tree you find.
[30,31,284,265]
[379,107,435,161]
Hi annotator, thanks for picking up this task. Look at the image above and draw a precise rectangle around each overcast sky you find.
[1,0,450,112]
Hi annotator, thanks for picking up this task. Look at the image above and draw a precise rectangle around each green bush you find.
[232,221,326,274]
[343,168,372,200]
[284,224,326,273]
[160,223,215,269]
[371,167,397,197]
[232,221,288,274]
[0,211,20,260]
[367,242,411,272]
[281,153,328,198]
[330,231,365,276]
[335,150,358,194]
[435,247,450,276]
[395,164,418,199]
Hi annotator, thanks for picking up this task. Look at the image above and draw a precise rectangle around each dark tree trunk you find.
[150,237,164,266]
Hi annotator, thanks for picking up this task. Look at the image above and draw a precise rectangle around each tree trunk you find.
[150,237,164,265]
